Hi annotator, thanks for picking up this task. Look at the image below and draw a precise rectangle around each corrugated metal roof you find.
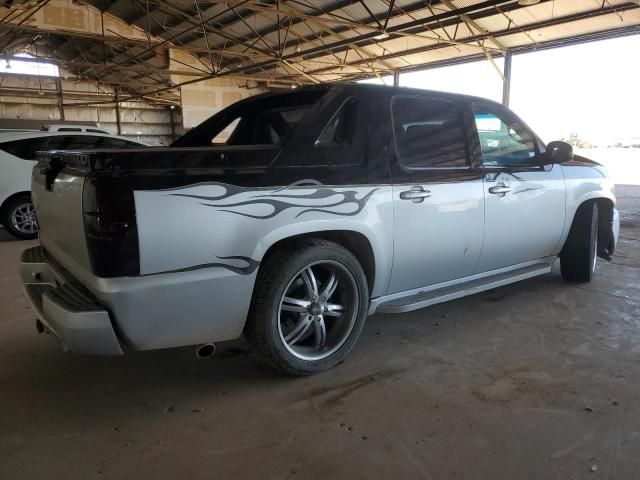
[1,0,638,103]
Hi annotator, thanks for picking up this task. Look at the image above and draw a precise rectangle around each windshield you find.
[172,89,328,148]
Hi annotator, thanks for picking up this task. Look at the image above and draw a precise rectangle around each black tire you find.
[1,194,38,240]
[560,202,598,283]
[245,239,369,376]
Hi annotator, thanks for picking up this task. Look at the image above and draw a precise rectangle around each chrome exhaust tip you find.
[196,343,216,358]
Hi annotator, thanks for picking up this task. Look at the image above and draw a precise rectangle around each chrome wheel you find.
[10,202,38,235]
[278,260,359,361]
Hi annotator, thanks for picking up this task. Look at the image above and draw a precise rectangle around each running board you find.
[376,263,552,314]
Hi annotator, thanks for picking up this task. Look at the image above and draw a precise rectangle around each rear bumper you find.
[20,246,123,355]
[22,244,255,353]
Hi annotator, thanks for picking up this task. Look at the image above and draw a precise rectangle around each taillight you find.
[83,175,139,277]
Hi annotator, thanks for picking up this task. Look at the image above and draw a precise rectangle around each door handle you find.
[400,186,432,203]
[488,185,511,195]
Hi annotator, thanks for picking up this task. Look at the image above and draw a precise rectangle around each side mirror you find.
[543,141,574,165]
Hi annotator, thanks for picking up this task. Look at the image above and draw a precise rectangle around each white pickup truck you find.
[21,84,619,375]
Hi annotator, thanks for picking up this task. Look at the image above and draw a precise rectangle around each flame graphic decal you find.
[168,180,379,220]
[141,255,259,276]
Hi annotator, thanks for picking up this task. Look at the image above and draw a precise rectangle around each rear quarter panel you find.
[0,153,34,207]
[133,181,394,298]
[117,181,393,349]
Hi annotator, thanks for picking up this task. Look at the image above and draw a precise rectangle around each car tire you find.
[560,201,598,283]
[1,194,38,240]
[245,239,369,376]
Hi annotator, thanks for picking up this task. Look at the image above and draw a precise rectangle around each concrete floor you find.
[1,186,639,480]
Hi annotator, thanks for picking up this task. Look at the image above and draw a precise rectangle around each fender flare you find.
[249,218,391,298]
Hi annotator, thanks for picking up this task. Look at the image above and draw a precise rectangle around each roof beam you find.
[214,0,445,71]
[239,0,512,76]
[78,0,514,104]
[302,2,640,78]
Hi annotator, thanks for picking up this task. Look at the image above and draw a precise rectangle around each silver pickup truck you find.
[21,84,619,375]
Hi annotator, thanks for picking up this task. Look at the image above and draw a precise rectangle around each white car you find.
[0,130,145,239]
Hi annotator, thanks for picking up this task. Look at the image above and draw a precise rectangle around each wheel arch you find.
[257,229,378,296]
[562,196,615,258]
[593,197,615,258]
[0,190,32,222]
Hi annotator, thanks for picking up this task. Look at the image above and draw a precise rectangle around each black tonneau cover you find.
[36,145,280,171]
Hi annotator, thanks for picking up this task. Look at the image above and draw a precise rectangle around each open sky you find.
[363,35,640,146]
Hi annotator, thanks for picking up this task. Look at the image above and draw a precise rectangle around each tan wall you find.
[0,73,176,145]
[178,77,256,131]
[0,42,264,144]
[169,49,265,132]
[0,0,156,43]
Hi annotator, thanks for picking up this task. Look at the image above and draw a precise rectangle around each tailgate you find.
[32,159,92,275]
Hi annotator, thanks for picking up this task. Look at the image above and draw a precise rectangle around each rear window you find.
[100,137,142,148]
[173,90,328,147]
[46,135,108,150]
[48,135,142,150]
[223,105,314,146]
[0,137,47,160]
[392,96,468,169]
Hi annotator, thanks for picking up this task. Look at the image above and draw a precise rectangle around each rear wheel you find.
[560,202,598,283]
[1,194,38,240]
[245,239,369,376]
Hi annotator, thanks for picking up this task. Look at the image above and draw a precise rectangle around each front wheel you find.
[1,194,38,240]
[245,239,369,376]
[560,201,598,283]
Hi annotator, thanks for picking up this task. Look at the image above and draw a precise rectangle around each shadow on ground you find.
[0,187,639,480]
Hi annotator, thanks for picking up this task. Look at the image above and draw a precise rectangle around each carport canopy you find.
[0,0,639,105]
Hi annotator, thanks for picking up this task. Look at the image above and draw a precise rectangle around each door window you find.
[392,96,468,169]
[472,104,538,167]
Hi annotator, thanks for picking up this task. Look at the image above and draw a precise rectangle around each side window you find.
[392,96,468,169]
[46,135,106,150]
[315,98,358,148]
[472,104,537,167]
[279,96,364,167]
[211,117,241,144]
[101,138,141,148]
[0,137,47,160]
